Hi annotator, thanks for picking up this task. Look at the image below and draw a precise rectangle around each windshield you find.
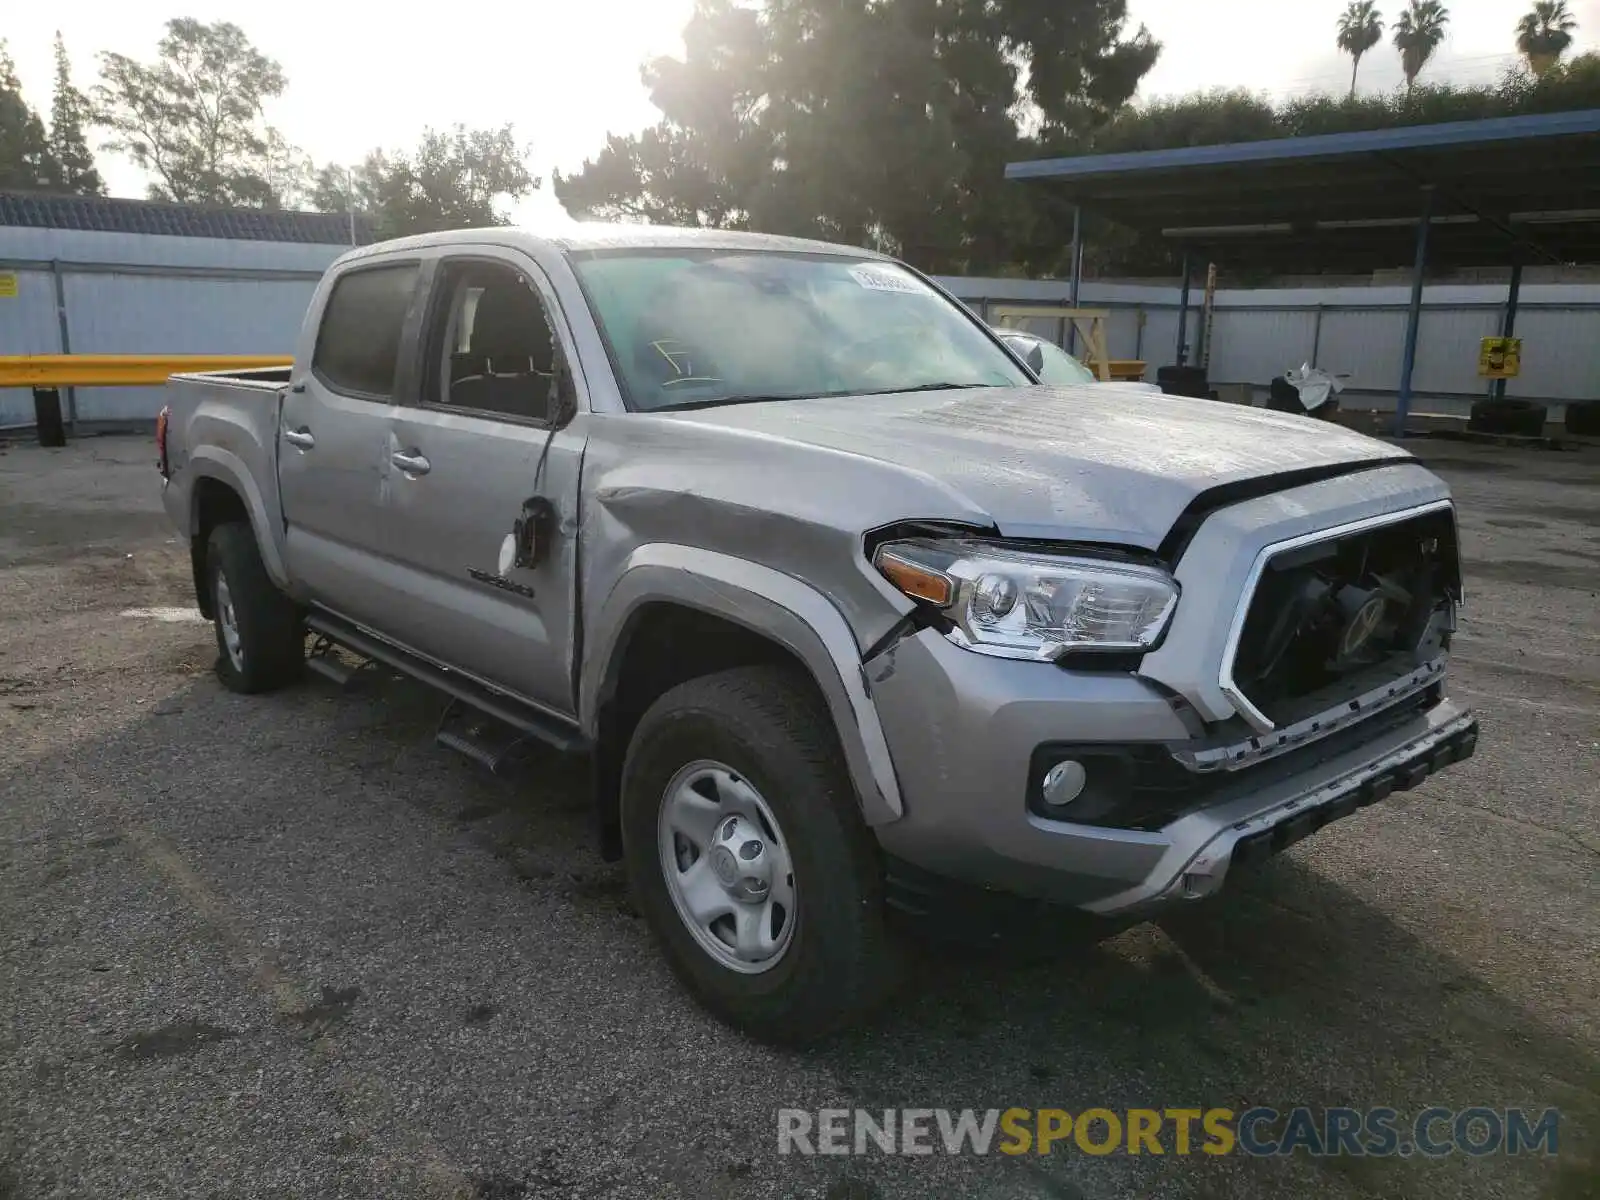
[1000,332,1098,386]
[571,250,1032,411]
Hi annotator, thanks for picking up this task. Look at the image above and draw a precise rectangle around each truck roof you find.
[337,223,892,264]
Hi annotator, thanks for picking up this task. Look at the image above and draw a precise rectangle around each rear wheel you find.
[205,522,303,694]
[620,665,900,1043]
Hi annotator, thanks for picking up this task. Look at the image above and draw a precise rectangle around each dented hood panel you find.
[664,385,1409,548]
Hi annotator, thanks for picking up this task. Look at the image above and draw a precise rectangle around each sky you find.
[7,0,1599,224]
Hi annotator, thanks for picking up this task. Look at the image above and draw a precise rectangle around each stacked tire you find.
[1468,397,1547,438]
[1564,400,1600,437]
[1156,365,1210,399]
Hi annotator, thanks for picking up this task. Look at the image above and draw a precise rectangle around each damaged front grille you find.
[1227,504,1461,729]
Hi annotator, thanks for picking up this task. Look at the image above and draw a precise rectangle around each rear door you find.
[379,248,588,718]
[278,258,423,626]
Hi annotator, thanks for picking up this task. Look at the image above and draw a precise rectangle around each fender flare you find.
[187,446,291,592]
[581,544,904,826]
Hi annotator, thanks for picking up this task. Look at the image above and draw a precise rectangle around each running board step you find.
[305,652,359,687]
[435,702,529,774]
[305,634,374,689]
[304,611,587,755]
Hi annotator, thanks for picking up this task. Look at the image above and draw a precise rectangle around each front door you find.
[379,252,587,718]
[278,258,421,627]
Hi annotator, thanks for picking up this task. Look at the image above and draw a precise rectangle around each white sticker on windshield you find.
[848,265,926,295]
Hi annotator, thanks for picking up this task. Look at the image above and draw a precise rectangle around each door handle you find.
[283,427,315,449]
[391,450,431,476]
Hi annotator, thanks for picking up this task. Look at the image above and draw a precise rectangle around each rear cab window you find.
[311,263,420,398]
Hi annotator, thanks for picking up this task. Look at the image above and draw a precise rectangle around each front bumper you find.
[1081,700,1477,917]
[868,628,1478,918]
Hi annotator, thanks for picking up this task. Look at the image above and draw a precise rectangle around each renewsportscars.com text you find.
[777,1107,1561,1158]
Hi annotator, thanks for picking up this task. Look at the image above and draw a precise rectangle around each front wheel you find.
[620,666,900,1043]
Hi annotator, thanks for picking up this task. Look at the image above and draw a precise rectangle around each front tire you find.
[620,666,900,1043]
[205,522,303,694]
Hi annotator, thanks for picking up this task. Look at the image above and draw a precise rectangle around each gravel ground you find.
[1,433,1596,1200]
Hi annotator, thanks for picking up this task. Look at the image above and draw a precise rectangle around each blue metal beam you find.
[1069,205,1083,308]
[1492,259,1524,402]
[1175,251,1192,367]
[1005,108,1600,182]
[1395,189,1435,437]
[1068,205,1082,354]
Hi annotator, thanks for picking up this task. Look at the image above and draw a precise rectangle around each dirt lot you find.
[1,434,1596,1200]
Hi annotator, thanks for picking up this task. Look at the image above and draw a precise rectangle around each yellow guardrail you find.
[0,354,293,388]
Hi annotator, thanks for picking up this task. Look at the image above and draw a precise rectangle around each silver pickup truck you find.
[158,225,1478,1042]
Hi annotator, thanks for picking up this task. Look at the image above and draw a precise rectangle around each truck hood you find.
[666,385,1411,550]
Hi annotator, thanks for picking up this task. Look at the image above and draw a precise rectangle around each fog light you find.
[1040,759,1088,808]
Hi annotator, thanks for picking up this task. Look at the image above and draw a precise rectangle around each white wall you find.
[1,228,347,426]
[938,275,1600,417]
[4,231,1595,427]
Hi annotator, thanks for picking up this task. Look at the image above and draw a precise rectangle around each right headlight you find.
[873,537,1179,661]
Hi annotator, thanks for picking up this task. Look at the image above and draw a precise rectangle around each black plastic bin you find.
[1155,365,1210,399]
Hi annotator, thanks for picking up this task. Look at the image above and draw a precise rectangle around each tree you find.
[1336,1,1385,97]
[555,0,1161,273]
[1517,1,1578,76]
[1087,65,1600,158]
[1393,0,1451,91]
[92,18,288,206]
[554,127,741,228]
[48,33,103,195]
[311,125,536,240]
[259,127,314,209]
[1037,63,1600,273]
[0,40,59,191]
[309,156,386,219]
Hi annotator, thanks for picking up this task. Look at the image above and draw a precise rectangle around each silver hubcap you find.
[657,761,797,974]
[215,572,244,672]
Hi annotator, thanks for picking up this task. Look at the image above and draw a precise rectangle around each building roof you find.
[0,191,374,245]
[1005,108,1600,272]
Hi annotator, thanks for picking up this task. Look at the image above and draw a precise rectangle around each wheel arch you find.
[186,448,290,607]
[583,546,905,858]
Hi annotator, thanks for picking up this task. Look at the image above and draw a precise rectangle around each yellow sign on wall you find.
[1478,336,1522,379]
[0,272,17,298]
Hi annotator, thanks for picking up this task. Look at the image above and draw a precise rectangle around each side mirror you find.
[1024,343,1045,374]
[512,496,557,570]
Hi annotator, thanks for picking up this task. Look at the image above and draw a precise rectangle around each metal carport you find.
[1005,108,1600,433]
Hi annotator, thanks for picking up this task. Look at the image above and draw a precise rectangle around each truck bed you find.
[161,368,292,592]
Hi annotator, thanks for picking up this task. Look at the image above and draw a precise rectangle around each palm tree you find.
[1517,0,1578,75]
[1337,1,1386,97]
[1393,0,1451,90]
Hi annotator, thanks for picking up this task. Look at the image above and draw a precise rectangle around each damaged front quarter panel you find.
[573,413,986,826]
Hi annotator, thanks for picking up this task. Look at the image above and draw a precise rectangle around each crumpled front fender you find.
[582,544,904,826]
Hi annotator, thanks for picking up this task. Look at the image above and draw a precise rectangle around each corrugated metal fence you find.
[3,225,1596,427]
[0,226,343,427]
[939,277,1599,419]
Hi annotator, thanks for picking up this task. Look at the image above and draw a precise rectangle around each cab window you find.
[422,260,562,424]
[311,263,419,398]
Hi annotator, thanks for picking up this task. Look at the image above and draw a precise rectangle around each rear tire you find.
[205,522,303,694]
[620,665,901,1043]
